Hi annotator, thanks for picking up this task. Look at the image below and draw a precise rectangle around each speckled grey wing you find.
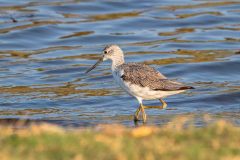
[120,63,194,91]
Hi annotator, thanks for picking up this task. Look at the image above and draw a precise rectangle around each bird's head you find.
[102,44,123,61]
[85,44,124,73]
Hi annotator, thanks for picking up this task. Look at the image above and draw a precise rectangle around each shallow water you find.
[0,0,239,127]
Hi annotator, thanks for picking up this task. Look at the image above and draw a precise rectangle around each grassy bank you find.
[0,119,240,160]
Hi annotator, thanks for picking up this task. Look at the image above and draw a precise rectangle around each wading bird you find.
[86,45,194,122]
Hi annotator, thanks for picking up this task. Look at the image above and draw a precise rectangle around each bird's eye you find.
[104,51,107,54]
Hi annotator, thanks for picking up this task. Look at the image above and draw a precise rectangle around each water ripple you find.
[0,0,240,127]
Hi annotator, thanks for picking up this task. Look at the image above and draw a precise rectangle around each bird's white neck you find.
[111,56,124,71]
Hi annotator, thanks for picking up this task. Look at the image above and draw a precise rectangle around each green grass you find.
[0,120,240,160]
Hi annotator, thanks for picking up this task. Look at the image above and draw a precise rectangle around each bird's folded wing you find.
[144,79,194,91]
[120,63,193,91]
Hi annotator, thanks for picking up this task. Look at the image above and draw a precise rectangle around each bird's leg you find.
[134,104,147,122]
[140,104,147,123]
[134,106,141,121]
[159,99,167,109]
[142,99,167,109]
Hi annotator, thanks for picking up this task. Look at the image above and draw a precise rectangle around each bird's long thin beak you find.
[85,57,103,74]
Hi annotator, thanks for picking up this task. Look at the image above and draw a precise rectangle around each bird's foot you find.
[134,114,140,122]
